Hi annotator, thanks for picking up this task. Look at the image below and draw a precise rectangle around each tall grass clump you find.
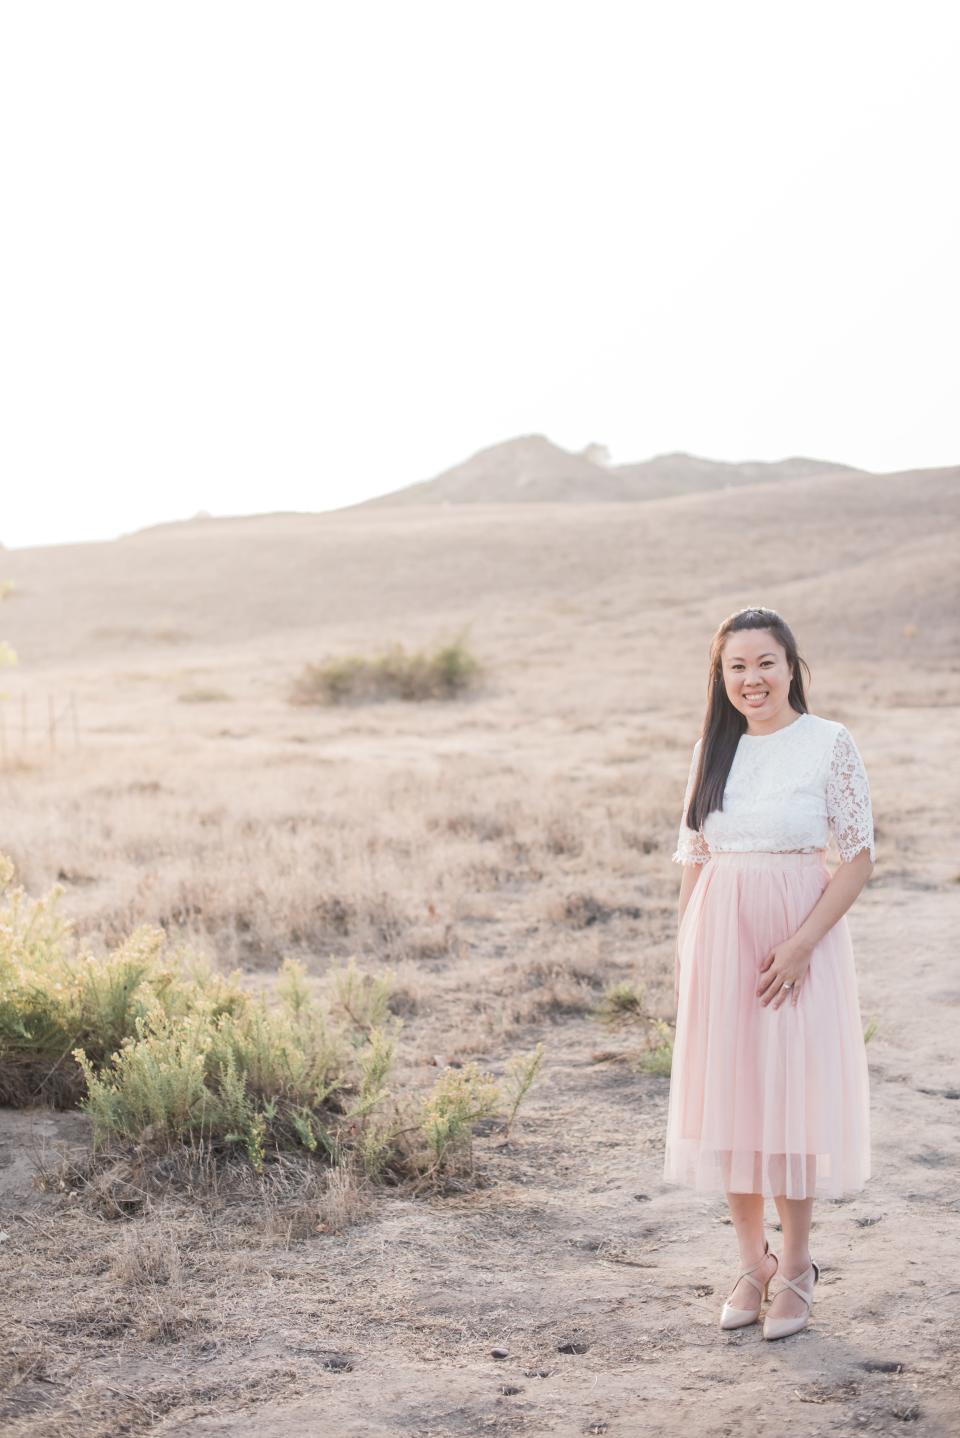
[289,632,481,706]
[0,856,543,1187]
[588,977,673,1075]
[635,1018,674,1075]
[593,980,645,1026]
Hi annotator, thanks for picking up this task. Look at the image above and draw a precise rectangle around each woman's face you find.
[720,628,794,728]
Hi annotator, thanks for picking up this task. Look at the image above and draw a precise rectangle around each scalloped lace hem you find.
[837,841,876,863]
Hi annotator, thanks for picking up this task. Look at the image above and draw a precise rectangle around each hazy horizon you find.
[3,0,957,549]
[0,434,924,553]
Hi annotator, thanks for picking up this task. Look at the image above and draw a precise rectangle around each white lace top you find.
[672,712,876,865]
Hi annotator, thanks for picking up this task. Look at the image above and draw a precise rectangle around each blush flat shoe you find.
[719,1239,778,1329]
[762,1259,820,1340]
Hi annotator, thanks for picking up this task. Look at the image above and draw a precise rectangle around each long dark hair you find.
[686,606,812,831]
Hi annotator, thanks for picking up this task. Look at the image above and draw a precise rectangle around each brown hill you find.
[0,461,955,676]
[351,433,868,507]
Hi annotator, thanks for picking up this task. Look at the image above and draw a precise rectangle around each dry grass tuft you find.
[109,1219,184,1289]
[550,891,617,927]
[434,809,513,843]
[503,954,605,1024]
[542,815,584,856]
[593,979,646,1026]
[258,1158,374,1240]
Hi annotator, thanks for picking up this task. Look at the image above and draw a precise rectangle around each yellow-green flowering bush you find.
[1,855,543,1183]
[0,858,246,1107]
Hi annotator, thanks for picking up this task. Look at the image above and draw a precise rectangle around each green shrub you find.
[330,956,394,1036]
[419,1061,501,1174]
[0,855,544,1186]
[0,858,247,1107]
[501,1041,545,1139]
[289,633,481,706]
[72,982,349,1168]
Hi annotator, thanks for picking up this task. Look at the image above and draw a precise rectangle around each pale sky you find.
[1,1,957,549]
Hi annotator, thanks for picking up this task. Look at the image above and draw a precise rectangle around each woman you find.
[663,606,875,1340]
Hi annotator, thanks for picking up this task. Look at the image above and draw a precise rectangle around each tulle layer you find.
[662,850,871,1200]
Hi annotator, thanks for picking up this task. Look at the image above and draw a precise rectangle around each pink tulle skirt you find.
[662,850,871,1200]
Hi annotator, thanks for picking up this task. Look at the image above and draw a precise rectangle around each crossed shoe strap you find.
[729,1242,773,1298]
[770,1261,817,1311]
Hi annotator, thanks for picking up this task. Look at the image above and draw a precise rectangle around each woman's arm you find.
[790,848,874,953]
[795,721,876,948]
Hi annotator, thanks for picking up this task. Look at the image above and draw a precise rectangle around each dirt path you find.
[5,879,953,1437]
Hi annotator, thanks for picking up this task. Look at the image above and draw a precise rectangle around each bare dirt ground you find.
[1,475,959,1436]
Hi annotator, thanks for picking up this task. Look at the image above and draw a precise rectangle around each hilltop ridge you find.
[351,433,868,507]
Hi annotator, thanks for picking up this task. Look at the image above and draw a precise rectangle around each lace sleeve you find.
[671,738,711,865]
[826,726,876,863]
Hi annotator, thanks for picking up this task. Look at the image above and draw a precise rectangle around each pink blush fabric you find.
[662,850,871,1200]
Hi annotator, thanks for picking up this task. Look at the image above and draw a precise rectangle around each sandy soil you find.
[1,473,959,1435]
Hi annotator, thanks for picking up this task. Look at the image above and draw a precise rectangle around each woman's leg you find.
[725,1191,777,1307]
[768,1194,816,1319]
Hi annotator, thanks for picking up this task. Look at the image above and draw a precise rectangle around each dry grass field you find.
[1,459,959,1436]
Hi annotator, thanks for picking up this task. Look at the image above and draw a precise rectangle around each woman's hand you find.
[756,936,814,1008]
